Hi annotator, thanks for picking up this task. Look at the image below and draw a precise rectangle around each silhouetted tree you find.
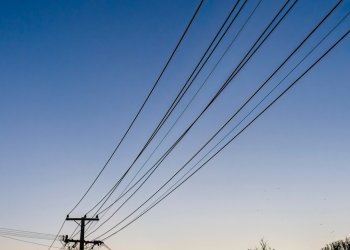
[321,237,350,250]
[248,239,276,250]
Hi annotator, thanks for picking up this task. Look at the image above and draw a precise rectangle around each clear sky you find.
[0,0,349,250]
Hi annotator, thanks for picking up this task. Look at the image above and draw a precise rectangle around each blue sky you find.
[0,0,349,250]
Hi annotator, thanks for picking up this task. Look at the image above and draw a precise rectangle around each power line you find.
[84,0,246,218]
[0,232,54,240]
[143,7,350,223]
[89,0,298,237]
[100,27,350,241]
[82,0,246,236]
[85,0,273,236]
[94,1,347,238]
[48,220,66,250]
[89,0,298,239]
[68,0,205,216]
[0,227,57,239]
[94,0,295,218]
[64,0,205,241]
[113,0,264,205]
[86,0,264,234]
[0,235,61,248]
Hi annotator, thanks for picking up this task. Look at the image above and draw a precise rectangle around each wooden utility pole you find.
[64,215,102,250]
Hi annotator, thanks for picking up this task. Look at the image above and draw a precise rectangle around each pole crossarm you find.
[64,215,102,250]
[63,236,103,246]
[66,215,99,221]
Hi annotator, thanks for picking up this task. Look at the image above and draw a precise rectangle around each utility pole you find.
[64,215,103,250]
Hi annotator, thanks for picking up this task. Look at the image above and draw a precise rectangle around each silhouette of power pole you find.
[64,215,103,250]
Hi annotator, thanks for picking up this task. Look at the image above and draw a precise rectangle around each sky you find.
[0,0,349,250]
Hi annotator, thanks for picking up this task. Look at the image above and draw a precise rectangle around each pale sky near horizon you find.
[0,0,349,250]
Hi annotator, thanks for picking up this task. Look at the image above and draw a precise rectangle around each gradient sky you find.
[0,0,349,250]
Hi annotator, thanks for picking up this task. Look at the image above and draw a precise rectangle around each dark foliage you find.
[248,239,275,250]
[321,237,350,250]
